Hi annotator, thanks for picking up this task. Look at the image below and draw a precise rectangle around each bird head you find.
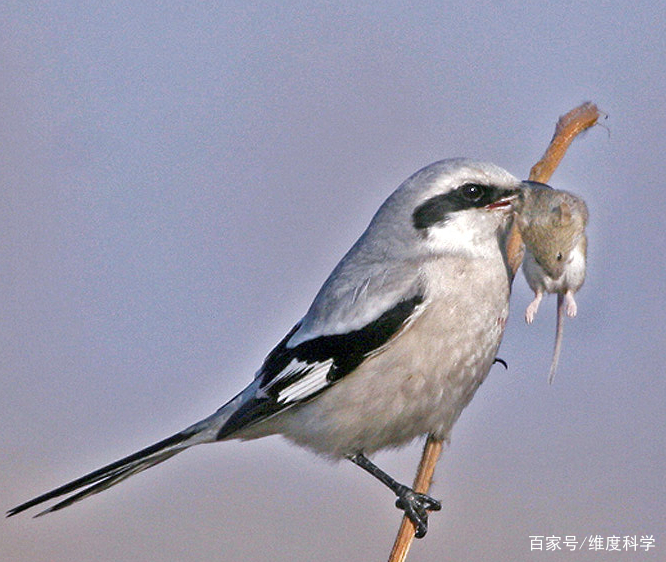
[395,159,524,259]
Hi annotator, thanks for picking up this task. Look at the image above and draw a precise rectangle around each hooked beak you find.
[520,180,553,190]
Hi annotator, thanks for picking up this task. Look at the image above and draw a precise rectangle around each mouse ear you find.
[553,202,573,226]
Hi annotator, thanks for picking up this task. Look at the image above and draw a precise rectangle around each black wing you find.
[216,294,423,439]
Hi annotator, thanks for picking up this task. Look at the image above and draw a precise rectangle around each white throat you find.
[423,210,504,259]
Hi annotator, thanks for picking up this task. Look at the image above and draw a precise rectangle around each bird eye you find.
[556,252,563,261]
[461,184,485,202]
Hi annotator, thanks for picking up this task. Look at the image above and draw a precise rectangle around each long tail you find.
[548,293,565,384]
[7,382,259,518]
[7,428,202,517]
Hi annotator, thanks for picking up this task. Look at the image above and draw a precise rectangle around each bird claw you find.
[394,488,441,538]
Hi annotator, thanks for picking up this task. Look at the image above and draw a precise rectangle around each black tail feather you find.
[7,428,195,517]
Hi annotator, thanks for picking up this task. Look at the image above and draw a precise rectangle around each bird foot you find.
[394,486,441,538]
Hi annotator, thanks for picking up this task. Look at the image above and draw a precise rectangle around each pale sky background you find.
[2,2,664,561]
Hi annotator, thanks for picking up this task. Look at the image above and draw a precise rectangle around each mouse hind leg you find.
[525,290,543,324]
[563,289,578,317]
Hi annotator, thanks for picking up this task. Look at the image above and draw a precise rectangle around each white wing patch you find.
[274,358,334,404]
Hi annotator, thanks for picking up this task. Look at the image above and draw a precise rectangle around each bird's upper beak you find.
[520,180,553,190]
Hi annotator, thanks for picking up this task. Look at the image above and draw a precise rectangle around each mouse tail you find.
[548,293,565,384]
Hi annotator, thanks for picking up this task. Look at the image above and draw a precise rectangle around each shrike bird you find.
[8,158,527,538]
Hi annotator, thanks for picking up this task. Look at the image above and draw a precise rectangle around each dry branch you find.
[529,102,600,183]
[387,435,443,562]
[387,101,601,562]
[507,102,601,275]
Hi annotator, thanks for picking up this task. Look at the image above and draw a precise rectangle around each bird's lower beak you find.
[485,188,520,210]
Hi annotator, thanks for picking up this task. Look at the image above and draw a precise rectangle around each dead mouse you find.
[516,184,588,384]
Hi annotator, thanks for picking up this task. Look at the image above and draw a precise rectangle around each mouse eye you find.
[460,184,485,202]
[556,252,563,261]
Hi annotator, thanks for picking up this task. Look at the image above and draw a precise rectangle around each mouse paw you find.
[525,295,542,324]
[564,292,577,317]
